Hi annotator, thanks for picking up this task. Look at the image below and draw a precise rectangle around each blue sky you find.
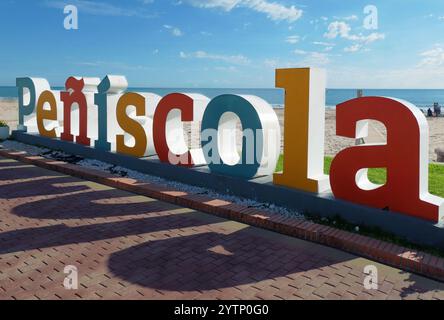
[1,0,444,88]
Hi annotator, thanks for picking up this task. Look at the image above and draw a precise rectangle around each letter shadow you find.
[0,163,57,181]
[12,186,180,219]
[107,230,443,296]
[107,230,335,291]
[0,157,439,297]
[0,176,89,199]
[0,211,219,255]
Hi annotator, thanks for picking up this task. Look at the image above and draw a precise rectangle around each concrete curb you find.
[1,148,443,283]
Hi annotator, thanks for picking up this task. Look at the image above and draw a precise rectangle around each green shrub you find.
[0,121,8,128]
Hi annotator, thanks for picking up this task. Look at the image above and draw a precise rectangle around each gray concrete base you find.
[11,131,444,250]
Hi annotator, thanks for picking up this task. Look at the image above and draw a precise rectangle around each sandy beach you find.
[1,99,444,161]
[0,99,19,131]
[276,108,444,161]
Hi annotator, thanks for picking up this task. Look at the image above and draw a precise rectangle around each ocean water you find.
[1,86,444,109]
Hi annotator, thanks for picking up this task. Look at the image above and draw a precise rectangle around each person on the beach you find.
[434,103,441,117]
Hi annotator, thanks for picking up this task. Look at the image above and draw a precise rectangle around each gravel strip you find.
[0,139,305,220]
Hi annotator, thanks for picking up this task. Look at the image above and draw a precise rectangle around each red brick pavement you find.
[0,156,444,300]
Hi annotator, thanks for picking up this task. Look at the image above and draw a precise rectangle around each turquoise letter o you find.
[201,94,263,179]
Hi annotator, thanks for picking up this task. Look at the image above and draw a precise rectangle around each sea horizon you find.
[1,86,444,109]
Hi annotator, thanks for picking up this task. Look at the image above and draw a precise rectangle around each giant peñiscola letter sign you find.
[15,68,444,223]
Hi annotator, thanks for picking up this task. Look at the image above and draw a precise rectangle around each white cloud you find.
[324,20,384,54]
[324,21,385,44]
[214,66,238,72]
[328,65,444,89]
[344,44,362,52]
[344,15,358,21]
[426,14,444,21]
[180,50,250,65]
[285,35,300,44]
[324,21,351,39]
[334,14,359,21]
[267,44,444,89]
[76,60,151,71]
[264,51,330,69]
[419,46,444,67]
[357,32,385,44]
[303,52,330,66]
[164,24,183,36]
[264,58,279,68]
[45,0,155,18]
[300,51,330,66]
[292,49,331,65]
[189,0,239,11]
[327,45,444,88]
[313,41,335,46]
[185,0,302,22]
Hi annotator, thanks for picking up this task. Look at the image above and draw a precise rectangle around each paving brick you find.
[0,153,444,300]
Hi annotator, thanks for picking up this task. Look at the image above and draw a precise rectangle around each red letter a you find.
[330,97,443,223]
